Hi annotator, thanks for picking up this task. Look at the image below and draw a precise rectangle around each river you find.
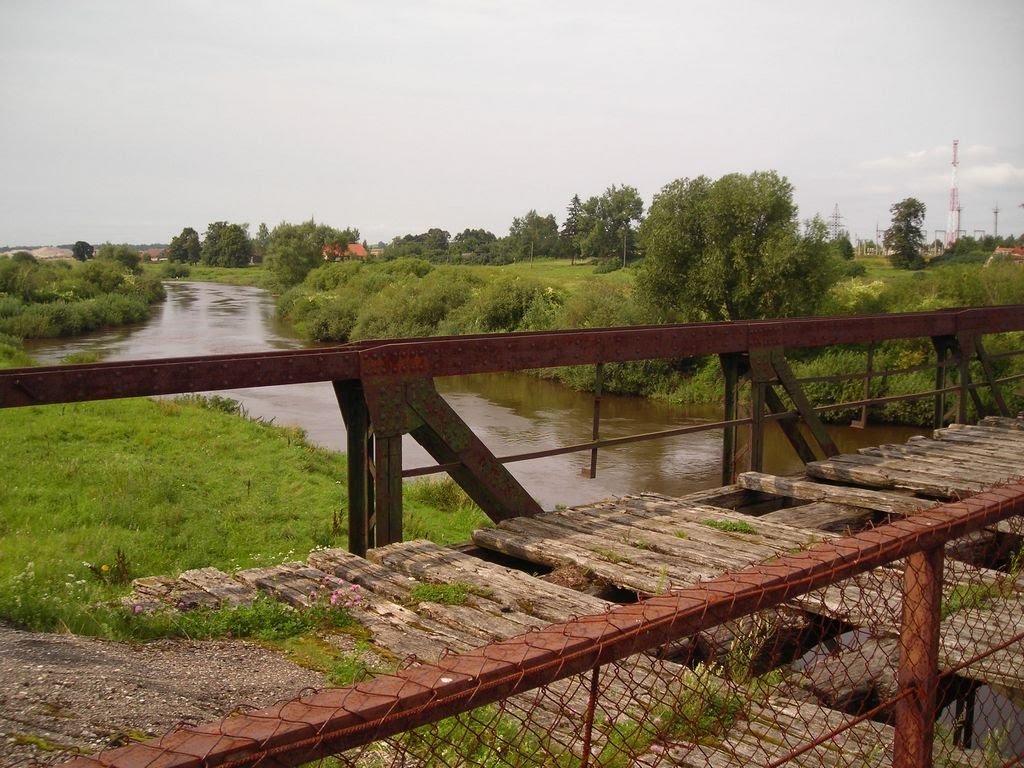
[26,281,927,509]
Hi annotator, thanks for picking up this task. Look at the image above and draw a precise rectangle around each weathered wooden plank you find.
[833,450,1006,487]
[309,547,421,603]
[738,471,934,516]
[904,436,1024,467]
[807,454,985,497]
[759,501,875,534]
[235,562,336,608]
[369,539,609,622]
[548,496,825,552]
[860,444,1024,480]
[472,523,673,594]
[937,422,1024,445]
[177,566,259,606]
[538,506,799,565]
[979,415,1024,431]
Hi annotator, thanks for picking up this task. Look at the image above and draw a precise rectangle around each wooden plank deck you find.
[124,416,1024,764]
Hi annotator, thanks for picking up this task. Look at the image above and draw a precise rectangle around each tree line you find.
[62,170,1024,325]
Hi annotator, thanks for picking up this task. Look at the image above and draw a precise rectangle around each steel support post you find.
[333,380,374,556]
[894,546,943,768]
[719,354,741,485]
[749,351,769,473]
[588,363,605,479]
[932,336,955,428]
[374,435,403,547]
[851,344,874,428]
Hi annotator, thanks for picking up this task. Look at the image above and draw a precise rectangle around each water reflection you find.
[25,281,928,509]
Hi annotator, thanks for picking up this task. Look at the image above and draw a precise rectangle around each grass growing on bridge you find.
[0,395,489,637]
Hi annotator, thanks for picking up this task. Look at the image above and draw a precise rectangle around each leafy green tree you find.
[451,228,497,261]
[637,171,837,321]
[253,222,271,264]
[506,210,560,261]
[165,227,201,264]
[201,222,253,268]
[264,219,359,287]
[561,194,584,265]
[71,241,94,262]
[883,198,927,270]
[577,185,644,265]
[831,234,855,261]
[96,243,142,272]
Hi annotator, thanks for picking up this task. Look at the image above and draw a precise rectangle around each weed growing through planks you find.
[701,519,757,535]
[408,582,493,606]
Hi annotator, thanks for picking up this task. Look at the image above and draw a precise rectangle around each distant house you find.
[141,247,167,262]
[988,246,1024,265]
[322,243,368,261]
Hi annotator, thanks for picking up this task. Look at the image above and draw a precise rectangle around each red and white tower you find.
[945,140,960,248]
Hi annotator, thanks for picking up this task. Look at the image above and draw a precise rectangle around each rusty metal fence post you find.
[893,546,944,768]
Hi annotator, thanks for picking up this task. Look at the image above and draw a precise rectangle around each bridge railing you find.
[3,306,1023,554]
[62,480,1024,768]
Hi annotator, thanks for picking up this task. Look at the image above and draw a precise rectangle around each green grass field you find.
[0,395,488,636]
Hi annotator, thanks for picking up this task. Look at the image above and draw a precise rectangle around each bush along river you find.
[26,281,927,509]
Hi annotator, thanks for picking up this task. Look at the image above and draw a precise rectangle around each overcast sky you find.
[1,0,1022,248]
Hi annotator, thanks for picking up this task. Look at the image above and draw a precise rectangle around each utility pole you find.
[993,204,999,239]
[622,229,627,269]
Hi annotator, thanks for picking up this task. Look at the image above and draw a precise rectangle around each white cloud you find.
[961,163,1024,188]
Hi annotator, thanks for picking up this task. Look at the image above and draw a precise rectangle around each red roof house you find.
[322,243,368,261]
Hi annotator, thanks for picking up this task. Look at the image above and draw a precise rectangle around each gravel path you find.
[0,623,326,767]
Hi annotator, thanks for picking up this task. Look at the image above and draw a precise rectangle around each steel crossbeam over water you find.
[3,306,1024,555]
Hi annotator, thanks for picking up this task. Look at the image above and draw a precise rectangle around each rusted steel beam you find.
[893,546,944,768]
[770,350,839,459]
[60,481,1024,768]
[403,377,543,522]
[4,307,1023,409]
[0,347,363,408]
[961,334,1010,417]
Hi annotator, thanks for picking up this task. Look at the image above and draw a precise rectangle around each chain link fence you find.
[63,482,1024,768]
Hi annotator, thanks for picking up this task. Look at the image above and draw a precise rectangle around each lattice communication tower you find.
[945,140,960,248]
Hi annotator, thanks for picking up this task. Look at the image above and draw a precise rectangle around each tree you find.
[831,234,855,261]
[96,243,142,272]
[264,219,359,287]
[253,223,271,264]
[883,198,926,270]
[636,171,837,321]
[71,241,94,262]
[451,228,497,261]
[165,227,201,264]
[506,210,560,262]
[201,222,254,268]
[561,194,584,265]
[577,185,644,265]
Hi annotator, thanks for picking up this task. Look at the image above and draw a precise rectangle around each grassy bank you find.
[275,256,1024,425]
[0,395,488,637]
[148,262,277,289]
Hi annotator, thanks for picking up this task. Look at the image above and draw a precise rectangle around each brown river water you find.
[26,281,927,509]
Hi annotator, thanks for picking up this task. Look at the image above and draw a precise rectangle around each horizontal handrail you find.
[4,306,1023,408]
